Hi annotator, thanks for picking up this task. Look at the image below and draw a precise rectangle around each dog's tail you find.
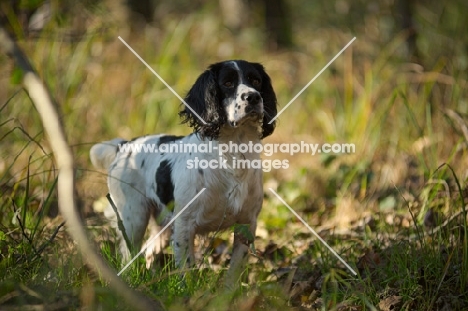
[90,138,126,169]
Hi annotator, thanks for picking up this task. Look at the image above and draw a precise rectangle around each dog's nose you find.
[241,91,261,105]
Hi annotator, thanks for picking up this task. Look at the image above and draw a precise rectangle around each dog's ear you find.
[179,66,224,139]
[253,63,277,138]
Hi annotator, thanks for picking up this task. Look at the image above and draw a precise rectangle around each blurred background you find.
[1,0,468,308]
[1,0,468,222]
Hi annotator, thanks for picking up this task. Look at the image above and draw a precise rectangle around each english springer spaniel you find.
[90,60,277,285]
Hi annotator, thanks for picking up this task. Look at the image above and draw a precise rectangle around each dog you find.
[90,60,277,284]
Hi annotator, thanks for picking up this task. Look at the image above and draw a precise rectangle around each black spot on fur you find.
[141,159,145,168]
[176,242,180,247]
[157,135,184,146]
[130,135,145,142]
[116,140,128,153]
[118,136,145,152]
[156,160,174,205]
[198,168,204,176]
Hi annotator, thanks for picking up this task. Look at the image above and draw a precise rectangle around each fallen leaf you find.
[378,296,402,311]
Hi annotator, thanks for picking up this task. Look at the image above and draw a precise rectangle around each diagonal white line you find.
[117,188,206,276]
[268,188,357,276]
[118,36,207,125]
[269,37,356,124]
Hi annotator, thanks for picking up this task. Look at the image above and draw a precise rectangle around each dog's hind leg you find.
[107,167,150,263]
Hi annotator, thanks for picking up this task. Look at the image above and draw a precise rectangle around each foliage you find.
[1,0,468,309]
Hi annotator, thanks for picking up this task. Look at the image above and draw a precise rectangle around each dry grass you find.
[1,1,468,309]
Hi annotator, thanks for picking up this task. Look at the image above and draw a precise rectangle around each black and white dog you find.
[90,60,277,283]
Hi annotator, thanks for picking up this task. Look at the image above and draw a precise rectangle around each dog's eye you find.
[249,76,261,86]
[224,81,234,88]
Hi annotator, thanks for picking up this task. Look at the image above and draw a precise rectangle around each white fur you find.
[91,128,263,268]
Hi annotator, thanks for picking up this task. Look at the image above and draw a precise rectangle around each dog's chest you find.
[191,164,263,232]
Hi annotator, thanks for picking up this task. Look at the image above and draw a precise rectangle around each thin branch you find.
[107,193,133,254]
[32,221,65,260]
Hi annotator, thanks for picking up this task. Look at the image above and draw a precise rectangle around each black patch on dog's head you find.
[179,64,225,139]
[250,62,278,138]
[155,160,174,205]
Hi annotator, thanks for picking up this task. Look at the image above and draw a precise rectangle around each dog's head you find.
[179,60,277,140]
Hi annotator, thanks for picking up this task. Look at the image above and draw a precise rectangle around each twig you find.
[395,184,424,243]
[0,26,163,310]
[106,193,133,254]
[32,221,66,260]
[426,210,465,235]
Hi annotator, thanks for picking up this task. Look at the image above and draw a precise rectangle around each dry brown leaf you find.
[378,296,402,311]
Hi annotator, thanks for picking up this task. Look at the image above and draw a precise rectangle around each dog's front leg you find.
[224,221,256,290]
[173,217,196,268]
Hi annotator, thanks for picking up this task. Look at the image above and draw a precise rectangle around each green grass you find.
[1,1,468,309]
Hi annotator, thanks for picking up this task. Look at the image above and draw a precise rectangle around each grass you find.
[1,0,468,309]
